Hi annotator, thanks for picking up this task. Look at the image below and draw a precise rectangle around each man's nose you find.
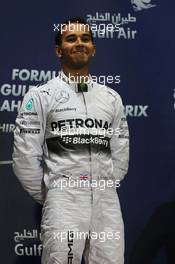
[75,37,83,45]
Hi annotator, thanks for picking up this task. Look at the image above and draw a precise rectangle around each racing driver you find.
[13,17,129,264]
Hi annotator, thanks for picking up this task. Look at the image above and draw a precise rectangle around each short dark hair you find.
[55,17,94,46]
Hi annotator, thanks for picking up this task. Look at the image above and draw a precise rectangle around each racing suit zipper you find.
[81,92,93,204]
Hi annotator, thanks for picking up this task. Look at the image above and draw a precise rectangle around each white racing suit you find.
[13,71,129,264]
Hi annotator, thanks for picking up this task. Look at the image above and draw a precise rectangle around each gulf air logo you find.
[131,0,156,11]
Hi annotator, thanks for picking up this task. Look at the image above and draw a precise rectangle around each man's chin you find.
[71,60,89,69]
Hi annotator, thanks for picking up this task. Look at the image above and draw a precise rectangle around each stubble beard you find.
[62,55,90,70]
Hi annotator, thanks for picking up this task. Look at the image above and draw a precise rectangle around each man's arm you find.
[12,88,46,204]
[110,94,129,181]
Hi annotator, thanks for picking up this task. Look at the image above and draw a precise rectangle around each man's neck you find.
[62,66,89,83]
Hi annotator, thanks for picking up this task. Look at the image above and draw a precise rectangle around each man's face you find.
[56,23,96,69]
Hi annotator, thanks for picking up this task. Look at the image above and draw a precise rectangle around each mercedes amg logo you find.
[55,90,70,103]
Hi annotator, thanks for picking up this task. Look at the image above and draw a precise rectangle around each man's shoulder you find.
[29,76,60,96]
[93,82,121,100]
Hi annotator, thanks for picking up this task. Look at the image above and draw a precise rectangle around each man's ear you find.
[92,44,96,57]
[55,45,62,58]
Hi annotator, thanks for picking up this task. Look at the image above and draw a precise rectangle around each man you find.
[13,17,129,264]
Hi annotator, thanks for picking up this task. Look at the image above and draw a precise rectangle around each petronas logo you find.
[26,99,33,110]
